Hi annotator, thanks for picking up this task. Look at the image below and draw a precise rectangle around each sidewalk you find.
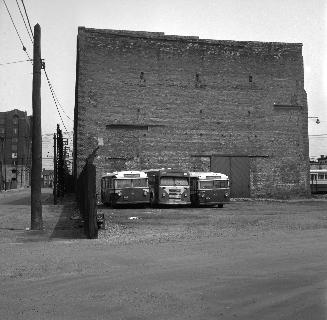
[0,189,85,243]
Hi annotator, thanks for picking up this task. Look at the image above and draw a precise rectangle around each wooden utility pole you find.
[31,23,42,230]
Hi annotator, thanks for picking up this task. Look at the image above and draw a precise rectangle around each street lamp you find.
[308,116,320,124]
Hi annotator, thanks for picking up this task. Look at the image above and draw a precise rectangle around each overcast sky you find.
[1,0,326,157]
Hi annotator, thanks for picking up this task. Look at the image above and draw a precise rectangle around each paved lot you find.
[0,190,327,319]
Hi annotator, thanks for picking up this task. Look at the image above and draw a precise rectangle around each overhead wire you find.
[41,70,73,122]
[0,59,32,66]
[2,0,32,62]
[10,0,73,132]
[43,68,68,132]
[20,0,34,39]
[15,0,33,44]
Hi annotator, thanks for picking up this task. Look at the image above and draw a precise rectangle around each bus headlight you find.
[143,190,148,196]
[117,191,122,197]
[162,193,166,198]
[224,191,229,198]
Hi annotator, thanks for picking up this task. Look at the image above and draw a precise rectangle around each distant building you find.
[42,131,73,173]
[0,109,32,190]
[41,169,54,188]
[310,155,327,170]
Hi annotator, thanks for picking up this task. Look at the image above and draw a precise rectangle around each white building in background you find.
[42,131,73,173]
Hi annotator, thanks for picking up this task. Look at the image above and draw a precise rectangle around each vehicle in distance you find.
[100,171,150,207]
[190,171,230,208]
[146,168,191,206]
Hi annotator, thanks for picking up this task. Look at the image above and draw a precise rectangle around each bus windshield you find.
[160,176,189,186]
[115,178,148,188]
[199,180,229,189]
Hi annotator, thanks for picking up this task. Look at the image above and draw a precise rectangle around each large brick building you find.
[73,27,310,198]
[0,109,32,190]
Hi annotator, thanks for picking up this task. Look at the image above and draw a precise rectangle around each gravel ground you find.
[1,191,327,319]
[97,199,327,245]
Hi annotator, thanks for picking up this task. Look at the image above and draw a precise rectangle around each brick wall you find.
[74,27,310,198]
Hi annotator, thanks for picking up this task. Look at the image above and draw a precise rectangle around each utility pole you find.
[31,24,42,230]
[53,133,57,205]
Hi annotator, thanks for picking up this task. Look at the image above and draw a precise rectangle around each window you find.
[12,138,18,143]
[12,144,17,152]
[199,181,214,189]
[13,128,18,135]
[160,177,189,186]
[132,178,148,188]
[0,128,4,135]
[12,152,17,159]
[13,116,19,125]
[318,174,325,180]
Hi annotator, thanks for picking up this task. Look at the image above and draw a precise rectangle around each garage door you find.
[211,156,250,198]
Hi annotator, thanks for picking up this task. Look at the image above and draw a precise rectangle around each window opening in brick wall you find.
[13,116,19,125]
[249,75,253,82]
[195,73,201,87]
[139,72,146,86]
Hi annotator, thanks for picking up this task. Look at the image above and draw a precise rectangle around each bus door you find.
[190,177,199,205]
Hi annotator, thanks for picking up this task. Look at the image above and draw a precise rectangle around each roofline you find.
[78,26,303,47]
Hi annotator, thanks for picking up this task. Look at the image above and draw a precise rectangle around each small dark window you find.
[249,75,253,82]
[139,72,146,86]
[13,116,19,125]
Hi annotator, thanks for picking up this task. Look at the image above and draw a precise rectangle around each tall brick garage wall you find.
[73,27,310,198]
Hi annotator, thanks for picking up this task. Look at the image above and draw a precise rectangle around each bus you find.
[146,168,191,206]
[190,172,230,207]
[310,169,327,194]
[100,171,150,207]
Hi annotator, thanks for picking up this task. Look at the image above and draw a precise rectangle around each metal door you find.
[211,156,250,198]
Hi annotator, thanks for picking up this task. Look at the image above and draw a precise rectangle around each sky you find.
[1,0,326,158]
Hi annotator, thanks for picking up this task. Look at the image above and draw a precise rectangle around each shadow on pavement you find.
[48,193,86,240]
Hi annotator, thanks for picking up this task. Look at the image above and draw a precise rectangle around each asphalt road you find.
[0,191,326,319]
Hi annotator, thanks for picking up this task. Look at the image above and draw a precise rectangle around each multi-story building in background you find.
[0,109,32,190]
[42,131,74,173]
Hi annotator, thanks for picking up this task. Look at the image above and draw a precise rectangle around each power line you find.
[20,0,34,39]
[41,70,73,122]
[43,68,68,132]
[0,59,32,66]
[2,0,32,61]
[15,0,33,44]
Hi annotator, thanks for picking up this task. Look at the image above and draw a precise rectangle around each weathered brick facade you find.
[73,27,310,198]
